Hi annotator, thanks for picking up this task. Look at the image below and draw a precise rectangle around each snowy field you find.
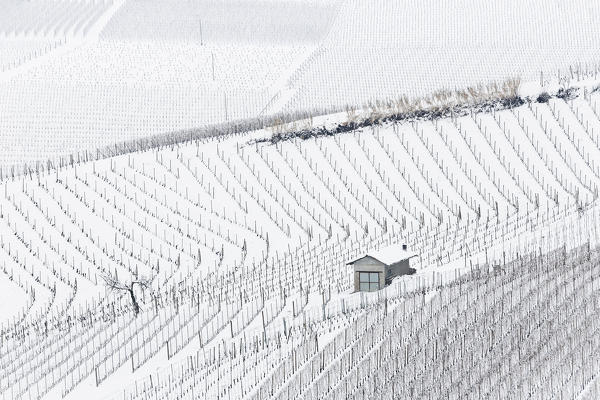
[3,1,600,399]
[279,0,600,113]
[2,72,600,398]
[0,0,340,170]
[2,0,600,171]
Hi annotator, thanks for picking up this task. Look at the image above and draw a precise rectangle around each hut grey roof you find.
[347,243,418,266]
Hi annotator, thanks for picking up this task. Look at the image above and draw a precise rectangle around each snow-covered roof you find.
[347,243,417,266]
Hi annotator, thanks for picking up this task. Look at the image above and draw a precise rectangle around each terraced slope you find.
[1,83,600,399]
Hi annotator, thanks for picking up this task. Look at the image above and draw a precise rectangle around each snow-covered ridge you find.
[3,0,600,175]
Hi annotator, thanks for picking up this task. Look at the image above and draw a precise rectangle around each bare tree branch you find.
[101,273,154,316]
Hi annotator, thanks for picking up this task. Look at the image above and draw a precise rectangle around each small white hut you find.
[347,243,417,292]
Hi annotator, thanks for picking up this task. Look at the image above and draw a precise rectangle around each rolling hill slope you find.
[2,0,600,176]
[1,77,600,399]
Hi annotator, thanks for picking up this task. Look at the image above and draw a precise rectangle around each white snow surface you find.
[0,76,600,399]
[0,0,600,170]
[347,243,417,265]
[2,1,600,399]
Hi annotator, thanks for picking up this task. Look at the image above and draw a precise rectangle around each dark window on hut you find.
[359,272,380,292]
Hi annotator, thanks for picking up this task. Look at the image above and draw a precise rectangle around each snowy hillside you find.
[279,0,600,114]
[2,1,600,399]
[1,74,600,398]
[0,0,340,171]
[2,0,600,172]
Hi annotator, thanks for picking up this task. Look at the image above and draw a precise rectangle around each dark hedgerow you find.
[536,92,551,103]
[255,84,582,146]
[556,87,578,100]
[255,95,526,145]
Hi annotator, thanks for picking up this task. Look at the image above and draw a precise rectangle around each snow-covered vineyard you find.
[3,1,600,399]
[1,80,600,399]
[2,0,600,171]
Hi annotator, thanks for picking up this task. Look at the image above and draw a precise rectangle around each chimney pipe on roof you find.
[402,244,407,250]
